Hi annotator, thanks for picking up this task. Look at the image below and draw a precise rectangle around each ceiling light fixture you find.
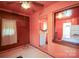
[57,13,63,19]
[21,1,31,9]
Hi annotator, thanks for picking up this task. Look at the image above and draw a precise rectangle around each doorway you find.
[39,21,48,47]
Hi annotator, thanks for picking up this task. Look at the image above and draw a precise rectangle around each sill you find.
[53,39,79,49]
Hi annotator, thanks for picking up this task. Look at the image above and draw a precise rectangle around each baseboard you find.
[0,44,28,54]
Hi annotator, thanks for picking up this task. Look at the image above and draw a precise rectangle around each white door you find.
[62,22,71,39]
[40,31,46,46]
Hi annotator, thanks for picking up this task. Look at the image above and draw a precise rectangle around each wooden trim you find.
[0,8,29,17]
[0,16,2,46]
[0,44,26,54]
[54,3,79,14]
[54,40,79,49]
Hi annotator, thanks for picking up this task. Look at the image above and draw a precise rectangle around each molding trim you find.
[0,8,29,17]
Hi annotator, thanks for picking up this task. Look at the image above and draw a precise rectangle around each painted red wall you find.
[56,7,79,40]
[0,11,30,51]
[30,2,79,58]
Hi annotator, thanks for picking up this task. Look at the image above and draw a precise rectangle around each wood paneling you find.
[0,10,30,51]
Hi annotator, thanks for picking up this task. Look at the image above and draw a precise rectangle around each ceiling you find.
[35,1,57,7]
[0,1,57,17]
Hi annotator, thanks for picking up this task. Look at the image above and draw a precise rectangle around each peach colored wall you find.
[30,2,79,58]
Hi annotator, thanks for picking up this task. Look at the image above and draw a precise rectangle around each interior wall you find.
[0,11,30,51]
[56,7,79,40]
[30,1,79,58]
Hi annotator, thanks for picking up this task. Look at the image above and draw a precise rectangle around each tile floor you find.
[0,45,52,58]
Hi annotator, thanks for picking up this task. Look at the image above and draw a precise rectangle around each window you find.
[1,19,17,46]
[54,5,79,47]
[3,27,15,36]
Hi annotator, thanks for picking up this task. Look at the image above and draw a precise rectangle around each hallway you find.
[0,45,52,58]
